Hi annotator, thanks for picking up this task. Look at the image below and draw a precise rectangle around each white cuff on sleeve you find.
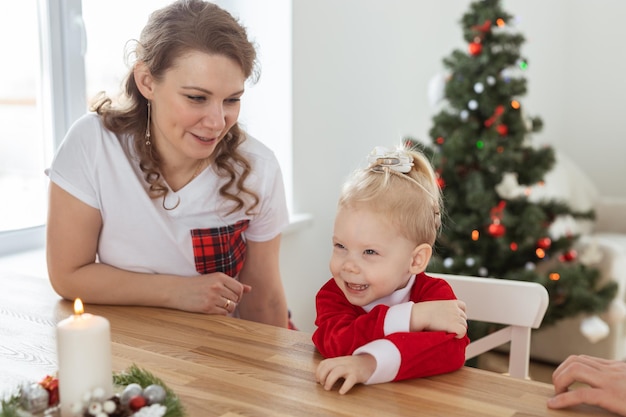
[384,302,413,335]
[353,339,401,384]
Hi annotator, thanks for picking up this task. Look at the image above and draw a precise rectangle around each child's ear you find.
[409,243,432,274]
[133,62,155,100]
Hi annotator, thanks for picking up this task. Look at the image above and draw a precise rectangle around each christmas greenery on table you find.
[407,0,617,338]
[0,365,185,417]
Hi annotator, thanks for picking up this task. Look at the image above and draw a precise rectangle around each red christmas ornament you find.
[537,237,552,250]
[488,222,506,237]
[468,42,482,56]
[487,201,506,237]
[496,124,509,136]
[436,176,445,189]
[559,249,578,262]
[129,395,147,411]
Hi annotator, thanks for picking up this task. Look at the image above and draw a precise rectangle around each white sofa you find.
[525,152,626,364]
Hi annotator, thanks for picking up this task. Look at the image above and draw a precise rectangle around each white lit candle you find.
[57,298,113,416]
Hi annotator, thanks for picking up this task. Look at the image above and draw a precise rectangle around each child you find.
[313,145,469,394]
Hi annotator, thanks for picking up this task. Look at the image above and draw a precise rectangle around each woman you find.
[46,0,290,327]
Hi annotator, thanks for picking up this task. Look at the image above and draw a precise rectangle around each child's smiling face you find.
[329,206,420,306]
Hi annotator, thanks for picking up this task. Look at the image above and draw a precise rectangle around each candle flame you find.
[74,298,84,315]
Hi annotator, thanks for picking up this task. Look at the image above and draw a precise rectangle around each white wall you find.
[284,0,626,332]
[217,0,294,209]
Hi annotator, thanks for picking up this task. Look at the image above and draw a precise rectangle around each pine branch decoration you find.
[0,393,22,417]
[113,364,185,417]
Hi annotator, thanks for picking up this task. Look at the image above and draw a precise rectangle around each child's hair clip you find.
[368,146,414,173]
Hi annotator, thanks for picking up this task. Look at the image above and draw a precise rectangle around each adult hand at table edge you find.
[547,387,626,415]
[547,354,626,416]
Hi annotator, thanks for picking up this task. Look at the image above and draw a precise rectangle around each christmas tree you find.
[408,0,617,331]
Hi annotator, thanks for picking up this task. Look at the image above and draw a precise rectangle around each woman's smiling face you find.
[141,50,246,163]
[329,206,418,306]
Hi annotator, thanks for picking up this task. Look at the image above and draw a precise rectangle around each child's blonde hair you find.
[339,145,443,245]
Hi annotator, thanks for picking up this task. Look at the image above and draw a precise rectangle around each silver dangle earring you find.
[145,101,152,146]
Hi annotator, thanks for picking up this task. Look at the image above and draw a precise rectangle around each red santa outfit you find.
[313,273,469,384]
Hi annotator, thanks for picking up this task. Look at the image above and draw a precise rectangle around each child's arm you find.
[410,299,467,338]
[317,331,469,393]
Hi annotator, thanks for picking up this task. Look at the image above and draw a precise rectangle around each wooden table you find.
[0,271,614,417]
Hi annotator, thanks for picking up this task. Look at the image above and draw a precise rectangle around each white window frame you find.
[39,0,87,150]
[0,0,85,256]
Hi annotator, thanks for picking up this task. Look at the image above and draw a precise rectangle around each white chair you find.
[429,273,549,379]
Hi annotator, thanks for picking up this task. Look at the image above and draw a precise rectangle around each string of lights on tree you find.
[407,0,620,343]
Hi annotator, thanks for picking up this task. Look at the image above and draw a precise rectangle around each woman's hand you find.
[170,272,251,314]
[410,300,467,338]
[547,354,626,416]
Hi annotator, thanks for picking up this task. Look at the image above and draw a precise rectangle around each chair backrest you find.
[429,272,549,379]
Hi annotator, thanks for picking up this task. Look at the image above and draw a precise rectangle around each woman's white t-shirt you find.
[47,113,289,278]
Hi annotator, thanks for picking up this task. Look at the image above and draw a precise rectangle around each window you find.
[0,0,292,256]
[0,1,48,237]
[0,0,86,254]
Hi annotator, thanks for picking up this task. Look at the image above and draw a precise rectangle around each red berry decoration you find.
[496,124,508,136]
[537,237,552,250]
[559,249,577,262]
[472,19,492,34]
[484,105,505,127]
[129,395,147,411]
[39,375,59,406]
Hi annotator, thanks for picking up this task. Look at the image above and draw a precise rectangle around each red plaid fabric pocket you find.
[190,220,250,277]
